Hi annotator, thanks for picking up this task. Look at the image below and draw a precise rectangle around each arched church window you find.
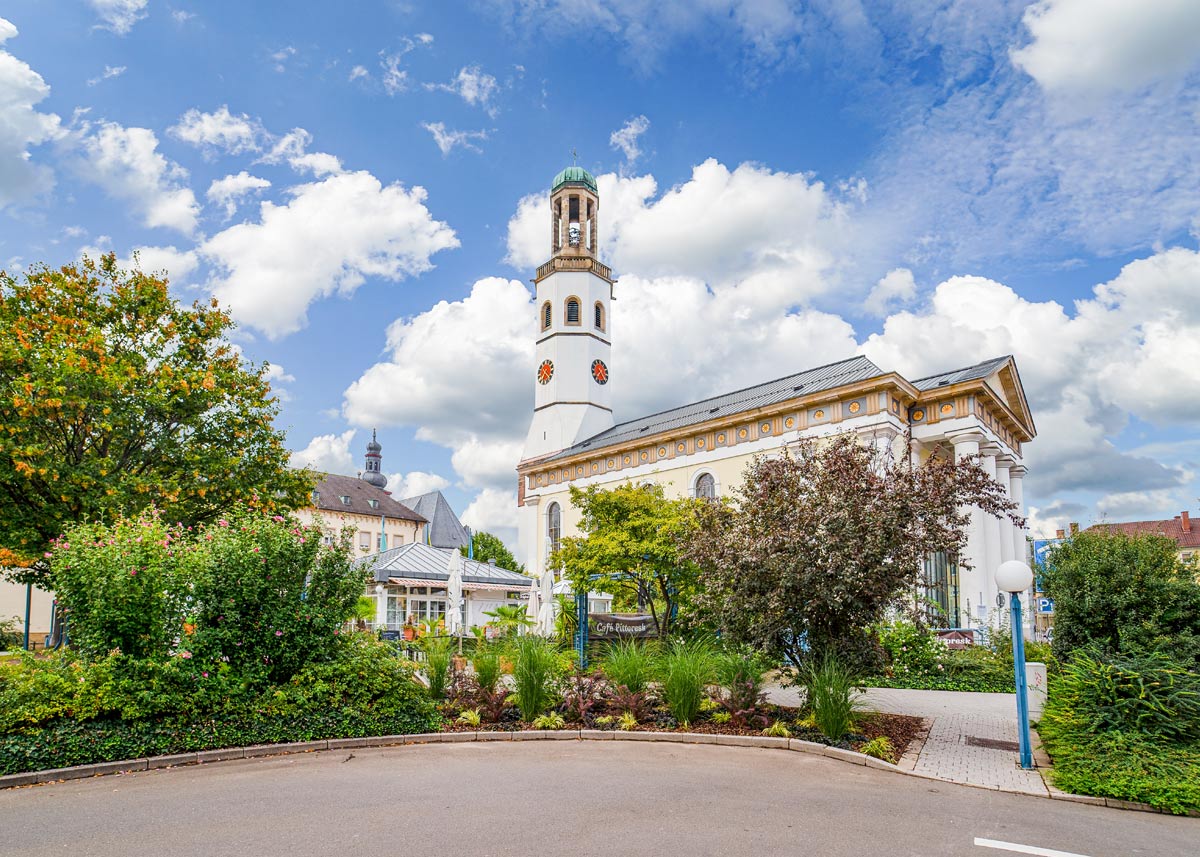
[565,298,580,325]
[547,502,562,554]
[541,301,552,330]
[695,472,717,500]
[594,301,604,331]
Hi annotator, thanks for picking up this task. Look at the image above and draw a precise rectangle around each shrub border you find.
[1,728,1192,816]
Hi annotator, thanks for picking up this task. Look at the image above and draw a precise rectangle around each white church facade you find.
[516,165,1036,629]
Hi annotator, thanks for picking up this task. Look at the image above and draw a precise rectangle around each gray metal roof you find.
[399,491,470,549]
[357,542,533,587]
[911,355,1011,391]
[546,354,886,461]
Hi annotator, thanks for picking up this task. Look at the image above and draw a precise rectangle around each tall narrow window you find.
[565,298,580,325]
[547,502,562,554]
[695,473,717,500]
[541,301,552,330]
[594,301,604,331]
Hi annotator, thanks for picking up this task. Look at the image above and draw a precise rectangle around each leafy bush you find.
[711,711,731,725]
[532,711,566,730]
[617,711,639,731]
[762,720,790,738]
[609,685,653,722]
[456,708,481,727]
[0,616,23,651]
[602,639,657,695]
[510,635,564,721]
[875,621,946,679]
[859,736,896,763]
[1041,650,1200,742]
[804,652,863,740]
[0,638,440,775]
[658,638,716,726]
[421,635,455,701]
[1039,729,1200,815]
[562,670,607,724]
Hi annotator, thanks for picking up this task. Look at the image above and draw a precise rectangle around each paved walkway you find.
[766,685,1049,796]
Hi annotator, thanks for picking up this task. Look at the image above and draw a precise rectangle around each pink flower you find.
[275,630,283,636]
[202,671,209,678]
[44,552,52,558]
[218,519,229,527]
[130,570,137,576]
[252,547,260,553]
[180,651,192,659]
[272,515,284,522]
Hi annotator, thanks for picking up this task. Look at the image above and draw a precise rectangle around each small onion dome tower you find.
[362,429,387,488]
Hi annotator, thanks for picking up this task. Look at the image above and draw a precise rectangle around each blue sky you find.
[3,1,1200,546]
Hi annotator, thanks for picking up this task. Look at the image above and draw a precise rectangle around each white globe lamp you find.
[995,560,1033,594]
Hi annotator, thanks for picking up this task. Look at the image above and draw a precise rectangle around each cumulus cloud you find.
[609,115,650,163]
[1012,0,1200,95]
[119,245,199,286]
[461,487,519,547]
[422,122,488,157]
[201,171,458,338]
[426,65,499,113]
[290,430,356,474]
[88,0,149,35]
[864,268,917,316]
[0,19,63,210]
[75,121,200,234]
[206,172,272,219]
[349,65,369,82]
[169,106,267,156]
[387,471,452,498]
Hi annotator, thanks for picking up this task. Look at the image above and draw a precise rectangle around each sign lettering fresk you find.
[588,613,656,639]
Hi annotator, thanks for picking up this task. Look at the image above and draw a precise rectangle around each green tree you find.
[554,482,700,638]
[683,434,1020,673]
[460,530,524,572]
[1042,529,1200,667]
[0,254,313,583]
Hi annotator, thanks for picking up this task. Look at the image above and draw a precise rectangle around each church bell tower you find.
[521,166,615,461]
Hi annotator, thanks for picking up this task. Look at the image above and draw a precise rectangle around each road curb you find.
[2,730,1190,815]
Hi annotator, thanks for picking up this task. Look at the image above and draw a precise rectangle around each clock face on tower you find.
[537,360,555,385]
[591,359,609,385]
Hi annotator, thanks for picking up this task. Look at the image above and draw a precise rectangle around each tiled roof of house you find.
[399,490,470,549]
[356,542,532,586]
[310,473,425,523]
[544,355,887,462]
[1089,513,1200,549]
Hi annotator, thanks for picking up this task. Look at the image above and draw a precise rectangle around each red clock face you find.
[537,360,554,385]
[591,359,609,385]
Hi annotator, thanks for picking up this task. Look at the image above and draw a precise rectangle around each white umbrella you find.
[445,549,464,637]
[536,566,556,636]
[525,576,541,629]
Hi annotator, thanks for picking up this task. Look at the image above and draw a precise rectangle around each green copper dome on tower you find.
[552,166,598,194]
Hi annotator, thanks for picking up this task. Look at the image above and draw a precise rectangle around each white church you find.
[516,165,1036,629]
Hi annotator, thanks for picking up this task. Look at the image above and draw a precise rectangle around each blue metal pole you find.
[574,591,588,670]
[23,583,32,650]
[1010,592,1033,769]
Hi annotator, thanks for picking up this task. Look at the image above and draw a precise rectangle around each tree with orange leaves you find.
[0,254,313,586]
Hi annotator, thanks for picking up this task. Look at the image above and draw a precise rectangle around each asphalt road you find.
[2,742,1194,857]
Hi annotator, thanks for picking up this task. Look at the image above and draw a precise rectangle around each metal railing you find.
[536,256,613,281]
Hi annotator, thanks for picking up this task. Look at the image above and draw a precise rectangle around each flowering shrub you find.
[875,621,947,680]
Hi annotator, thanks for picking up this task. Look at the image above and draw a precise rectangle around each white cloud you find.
[206,171,272,219]
[171,10,196,24]
[427,66,499,113]
[201,170,458,338]
[86,65,126,86]
[349,65,369,82]
[609,115,649,163]
[88,0,149,35]
[169,106,266,156]
[270,46,297,73]
[422,122,488,157]
[75,121,200,234]
[0,19,63,210]
[387,471,452,498]
[380,52,409,95]
[290,430,355,474]
[263,363,295,384]
[451,438,523,490]
[1012,0,1200,95]
[864,267,916,316]
[119,245,199,286]
[461,488,519,548]
[288,151,343,177]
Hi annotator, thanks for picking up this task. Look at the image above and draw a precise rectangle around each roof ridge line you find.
[910,354,1012,383]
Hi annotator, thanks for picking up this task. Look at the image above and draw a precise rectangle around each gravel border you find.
[1,730,1193,816]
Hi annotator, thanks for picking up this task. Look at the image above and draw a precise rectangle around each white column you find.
[949,430,986,627]
[995,455,1015,565]
[1010,464,1028,563]
[979,442,1003,624]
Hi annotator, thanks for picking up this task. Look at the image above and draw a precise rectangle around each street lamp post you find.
[996,559,1035,770]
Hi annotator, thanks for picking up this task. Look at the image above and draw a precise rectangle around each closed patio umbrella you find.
[536,566,556,636]
[446,549,464,637]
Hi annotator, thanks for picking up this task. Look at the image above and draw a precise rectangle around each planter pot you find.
[403,627,416,641]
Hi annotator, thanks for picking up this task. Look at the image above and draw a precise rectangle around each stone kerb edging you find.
[1,730,1191,816]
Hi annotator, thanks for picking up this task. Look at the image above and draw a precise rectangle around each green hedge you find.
[0,709,439,775]
[865,672,1013,693]
[0,637,442,775]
